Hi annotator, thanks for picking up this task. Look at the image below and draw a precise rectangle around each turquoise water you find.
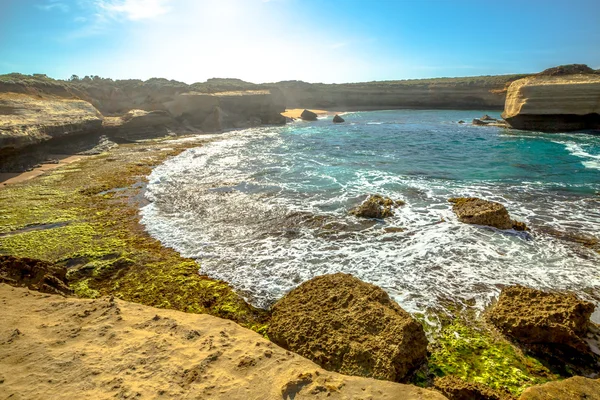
[141,110,600,321]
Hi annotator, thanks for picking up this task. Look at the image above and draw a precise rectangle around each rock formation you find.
[502,65,600,131]
[0,255,72,296]
[448,197,528,230]
[488,285,595,354]
[332,114,345,123]
[268,273,428,382]
[518,376,600,400]
[350,194,404,219]
[480,114,496,121]
[0,284,447,400]
[433,376,511,400]
[300,109,318,121]
[472,118,488,125]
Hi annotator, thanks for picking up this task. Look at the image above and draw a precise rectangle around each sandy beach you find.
[281,109,339,119]
[0,155,86,186]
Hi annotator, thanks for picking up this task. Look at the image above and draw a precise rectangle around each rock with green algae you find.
[518,376,600,400]
[268,273,428,382]
[427,322,556,396]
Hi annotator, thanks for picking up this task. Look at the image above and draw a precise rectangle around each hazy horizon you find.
[1,0,600,84]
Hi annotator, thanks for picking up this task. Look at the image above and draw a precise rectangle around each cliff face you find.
[0,92,103,151]
[503,74,600,131]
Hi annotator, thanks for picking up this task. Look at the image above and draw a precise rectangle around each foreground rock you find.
[449,197,528,230]
[0,255,72,296]
[350,194,405,219]
[488,285,595,354]
[268,273,428,382]
[518,376,600,400]
[332,114,345,123]
[0,284,446,400]
[433,376,510,400]
[300,109,318,121]
[503,65,600,131]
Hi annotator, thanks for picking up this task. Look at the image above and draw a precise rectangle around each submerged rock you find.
[350,194,404,219]
[333,114,345,123]
[0,255,72,296]
[472,118,488,126]
[518,376,600,400]
[300,109,318,121]
[268,273,428,382]
[458,120,465,124]
[448,197,528,230]
[433,376,510,400]
[489,285,596,356]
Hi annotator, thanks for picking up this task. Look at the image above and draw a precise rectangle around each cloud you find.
[95,0,173,21]
[37,1,70,12]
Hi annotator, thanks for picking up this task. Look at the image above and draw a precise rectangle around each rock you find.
[0,284,448,400]
[488,285,595,354]
[350,194,404,219]
[518,376,600,400]
[448,197,528,230]
[433,376,510,400]
[502,67,600,131]
[332,114,345,123]
[458,120,465,124]
[268,273,428,382]
[481,114,497,121]
[472,118,489,126]
[202,106,225,132]
[0,255,72,296]
[300,109,318,121]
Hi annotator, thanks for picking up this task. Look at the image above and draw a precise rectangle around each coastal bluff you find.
[503,65,600,131]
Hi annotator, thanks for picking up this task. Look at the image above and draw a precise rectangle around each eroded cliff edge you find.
[503,65,600,131]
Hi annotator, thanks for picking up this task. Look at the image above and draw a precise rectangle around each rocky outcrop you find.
[332,114,345,123]
[268,273,428,382]
[433,376,510,400]
[300,109,318,121]
[350,194,404,219]
[0,93,103,151]
[518,376,600,400]
[503,68,600,131]
[472,118,488,126]
[448,198,528,230]
[481,114,496,121]
[0,284,447,400]
[0,255,72,296]
[488,285,595,354]
[102,109,182,140]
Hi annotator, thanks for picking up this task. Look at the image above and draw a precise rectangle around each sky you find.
[1,0,599,84]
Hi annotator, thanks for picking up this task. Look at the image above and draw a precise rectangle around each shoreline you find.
[0,154,87,186]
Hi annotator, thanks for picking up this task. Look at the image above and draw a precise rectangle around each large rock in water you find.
[0,255,72,296]
[332,114,345,123]
[268,273,428,382]
[518,376,600,400]
[300,109,318,121]
[502,65,600,131]
[449,197,527,230]
[350,194,404,219]
[488,285,595,354]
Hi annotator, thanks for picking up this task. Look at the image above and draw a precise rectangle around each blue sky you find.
[1,0,599,83]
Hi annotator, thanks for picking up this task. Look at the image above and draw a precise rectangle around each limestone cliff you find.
[503,73,600,131]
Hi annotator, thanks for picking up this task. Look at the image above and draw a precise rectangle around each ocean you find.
[140,110,600,323]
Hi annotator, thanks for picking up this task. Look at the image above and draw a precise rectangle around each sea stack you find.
[300,109,318,121]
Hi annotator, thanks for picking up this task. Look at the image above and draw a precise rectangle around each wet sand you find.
[0,155,85,186]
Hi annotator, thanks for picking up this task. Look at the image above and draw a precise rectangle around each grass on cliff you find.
[0,139,269,331]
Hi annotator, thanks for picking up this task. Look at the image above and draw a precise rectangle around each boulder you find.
[458,120,465,124]
[502,68,600,131]
[481,114,497,121]
[472,118,488,126]
[0,255,72,296]
[268,273,428,382]
[518,376,600,400]
[333,114,345,123]
[300,109,318,121]
[488,285,595,354]
[433,376,510,400]
[350,194,404,219]
[448,197,528,230]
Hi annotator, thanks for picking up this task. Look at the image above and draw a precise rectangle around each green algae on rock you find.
[0,138,268,329]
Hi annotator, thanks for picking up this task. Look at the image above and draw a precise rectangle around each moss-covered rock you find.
[448,198,527,231]
[350,194,404,219]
